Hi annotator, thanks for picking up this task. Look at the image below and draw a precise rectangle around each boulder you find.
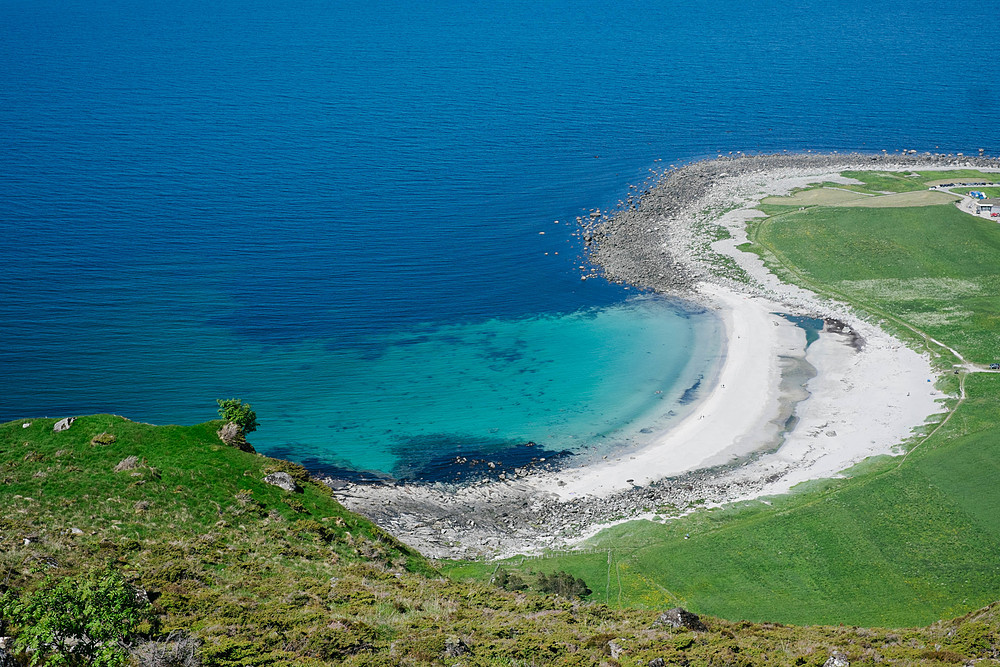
[652,607,707,631]
[263,472,300,493]
[443,636,470,658]
[824,651,850,667]
[53,417,76,432]
[0,645,15,667]
[217,422,256,452]
[607,639,624,659]
[649,659,666,667]
[114,456,140,472]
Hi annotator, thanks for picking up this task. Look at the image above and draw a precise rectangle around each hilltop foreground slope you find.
[2,415,1000,666]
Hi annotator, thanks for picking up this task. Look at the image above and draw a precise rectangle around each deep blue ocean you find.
[2,0,998,480]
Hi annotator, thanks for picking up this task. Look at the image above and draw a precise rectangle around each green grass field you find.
[949,186,1000,198]
[443,170,1000,628]
[750,204,1000,364]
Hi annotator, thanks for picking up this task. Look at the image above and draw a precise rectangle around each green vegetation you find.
[445,168,1000,629]
[12,416,1000,665]
[839,170,927,193]
[216,398,258,435]
[2,568,155,667]
[919,170,1000,185]
[749,204,1000,363]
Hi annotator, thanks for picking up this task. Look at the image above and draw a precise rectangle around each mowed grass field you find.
[444,171,1000,628]
[751,204,1000,364]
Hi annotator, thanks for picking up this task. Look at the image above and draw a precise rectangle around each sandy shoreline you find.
[331,152,999,560]
[532,284,806,501]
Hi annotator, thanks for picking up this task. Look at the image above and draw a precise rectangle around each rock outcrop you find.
[653,607,707,631]
[53,417,76,432]
[263,472,300,493]
[217,422,256,453]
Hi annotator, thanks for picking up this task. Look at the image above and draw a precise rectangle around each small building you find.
[975,199,1000,214]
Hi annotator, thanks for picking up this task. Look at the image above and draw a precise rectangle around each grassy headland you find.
[6,417,1000,665]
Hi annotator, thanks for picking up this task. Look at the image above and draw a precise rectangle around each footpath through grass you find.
[444,170,1000,628]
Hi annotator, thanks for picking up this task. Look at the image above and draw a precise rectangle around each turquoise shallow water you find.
[256,297,722,479]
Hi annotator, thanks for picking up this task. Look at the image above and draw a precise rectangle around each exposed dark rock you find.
[263,472,300,493]
[648,659,666,667]
[53,417,76,432]
[824,650,850,667]
[217,422,256,453]
[443,636,470,658]
[653,607,707,631]
[114,456,140,472]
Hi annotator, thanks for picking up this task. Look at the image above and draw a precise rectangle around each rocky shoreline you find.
[583,151,1000,296]
[331,150,1000,561]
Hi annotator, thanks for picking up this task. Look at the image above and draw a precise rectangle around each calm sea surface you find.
[2,0,997,478]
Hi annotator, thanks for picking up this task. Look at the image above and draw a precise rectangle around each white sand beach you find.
[533,285,806,500]
[527,279,943,506]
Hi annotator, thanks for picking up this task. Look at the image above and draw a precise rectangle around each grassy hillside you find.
[5,416,1000,666]
[445,170,1000,628]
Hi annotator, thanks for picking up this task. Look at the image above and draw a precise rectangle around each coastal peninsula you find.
[334,151,1000,561]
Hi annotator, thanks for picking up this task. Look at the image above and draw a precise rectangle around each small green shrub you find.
[304,620,377,659]
[1,567,155,667]
[216,398,258,435]
[494,568,528,591]
[536,571,592,599]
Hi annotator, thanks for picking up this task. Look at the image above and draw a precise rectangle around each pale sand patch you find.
[727,318,943,500]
